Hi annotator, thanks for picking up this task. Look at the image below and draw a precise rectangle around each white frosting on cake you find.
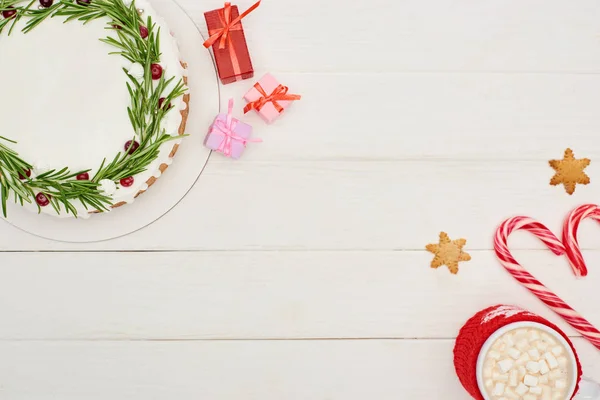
[0,0,187,218]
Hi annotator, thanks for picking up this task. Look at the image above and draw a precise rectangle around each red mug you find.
[453,305,600,399]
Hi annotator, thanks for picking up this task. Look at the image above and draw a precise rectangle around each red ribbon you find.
[203,1,261,50]
[244,83,302,114]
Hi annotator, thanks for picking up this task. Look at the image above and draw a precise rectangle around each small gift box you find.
[243,73,301,124]
[203,1,260,85]
[204,99,259,159]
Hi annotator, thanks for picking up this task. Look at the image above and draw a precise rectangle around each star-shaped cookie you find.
[549,148,590,195]
[425,232,471,274]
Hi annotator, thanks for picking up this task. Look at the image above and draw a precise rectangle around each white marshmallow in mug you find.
[476,322,577,400]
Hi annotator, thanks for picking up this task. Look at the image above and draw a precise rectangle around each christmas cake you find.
[0,0,189,218]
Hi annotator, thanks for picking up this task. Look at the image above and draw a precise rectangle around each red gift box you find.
[203,2,260,85]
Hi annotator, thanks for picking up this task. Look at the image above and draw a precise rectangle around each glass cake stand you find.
[1,0,218,243]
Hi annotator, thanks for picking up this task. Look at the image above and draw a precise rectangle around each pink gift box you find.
[243,73,301,124]
[204,112,254,159]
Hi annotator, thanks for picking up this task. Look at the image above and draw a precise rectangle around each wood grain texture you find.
[4,161,600,251]
[0,339,598,400]
[0,251,597,340]
[2,0,600,397]
[189,0,600,74]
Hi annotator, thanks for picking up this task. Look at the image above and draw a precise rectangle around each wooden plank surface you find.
[2,0,600,397]
[4,160,600,251]
[0,251,597,340]
[0,339,599,400]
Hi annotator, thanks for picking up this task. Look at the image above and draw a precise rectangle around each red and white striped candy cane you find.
[494,216,600,349]
[563,204,600,278]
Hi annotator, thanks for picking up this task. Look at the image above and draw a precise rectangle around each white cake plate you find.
[1,0,217,243]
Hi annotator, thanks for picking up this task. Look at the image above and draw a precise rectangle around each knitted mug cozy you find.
[453,305,583,400]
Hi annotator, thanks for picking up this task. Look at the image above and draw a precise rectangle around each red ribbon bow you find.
[244,83,302,114]
[203,1,261,50]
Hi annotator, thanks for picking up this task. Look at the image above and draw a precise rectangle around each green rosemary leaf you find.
[22,2,61,33]
[1,183,7,218]
[48,196,61,214]
[0,136,17,144]
[0,0,187,217]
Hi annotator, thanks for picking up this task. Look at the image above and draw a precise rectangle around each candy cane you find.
[563,204,600,278]
[494,216,600,349]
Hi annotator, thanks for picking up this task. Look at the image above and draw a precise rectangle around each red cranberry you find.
[76,172,89,180]
[120,177,134,187]
[18,169,31,180]
[76,0,90,5]
[112,24,122,30]
[139,25,148,39]
[151,64,163,80]
[35,193,50,207]
[158,97,171,110]
[39,0,53,7]
[2,6,17,19]
[124,140,140,154]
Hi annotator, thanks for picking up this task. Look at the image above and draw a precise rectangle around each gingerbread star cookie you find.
[549,148,590,195]
[426,232,471,274]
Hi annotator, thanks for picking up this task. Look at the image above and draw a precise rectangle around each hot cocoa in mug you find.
[455,305,600,400]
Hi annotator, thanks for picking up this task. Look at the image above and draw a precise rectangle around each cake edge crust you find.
[96,61,190,212]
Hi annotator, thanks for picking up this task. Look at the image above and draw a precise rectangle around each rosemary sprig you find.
[0,0,21,34]
[0,0,35,35]
[0,0,187,217]
[21,2,62,33]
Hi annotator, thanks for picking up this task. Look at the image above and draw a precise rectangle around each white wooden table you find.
[2,0,600,398]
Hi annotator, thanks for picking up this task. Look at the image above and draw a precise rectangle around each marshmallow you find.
[516,353,531,366]
[557,357,568,368]
[539,360,550,375]
[524,374,539,387]
[529,329,541,341]
[503,334,515,347]
[504,388,519,400]
[493,372,509,382]
[493,382,506,396]
[483,366,493,378]
[551,346,563,356]
[498,359,514,373]
[526,361,541,374]
[549,369,564,380]
[541,385,552,400]
[493,340,506,351]
[528,348,541,360]
[509,369,518,387]
[516,338,530,352]
[482,328,572,400]
[541,333,557,345]
[507,347,521,360]
[544,352,559,369]
[516,383,529,396]
[536,341,549,351]
[530,386,543,395]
